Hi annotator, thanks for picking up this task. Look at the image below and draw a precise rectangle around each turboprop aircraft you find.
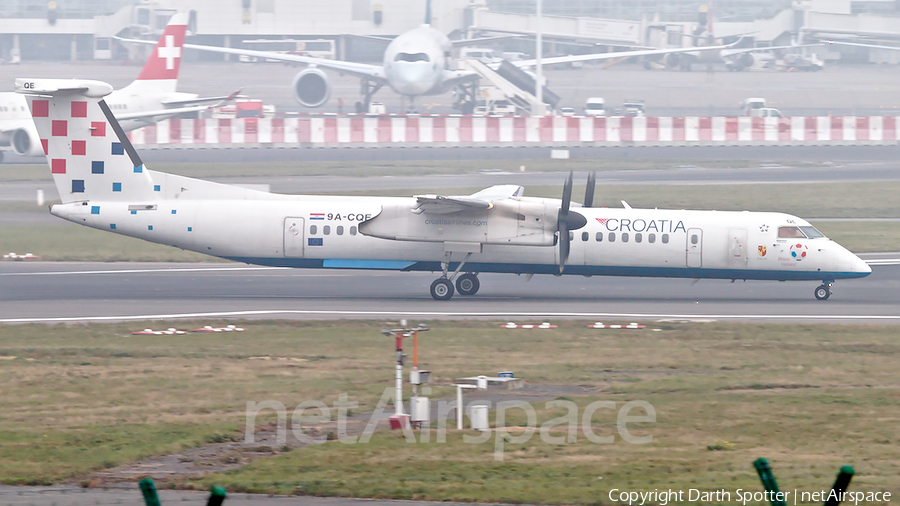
[17,78,871,301]
[0,12,232,163]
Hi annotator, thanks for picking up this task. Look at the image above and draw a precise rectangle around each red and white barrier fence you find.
[127,115,900,148]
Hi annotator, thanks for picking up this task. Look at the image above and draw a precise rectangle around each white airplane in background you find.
[0,13,233,163]
[17,77,871,301]
[119,12,733,112]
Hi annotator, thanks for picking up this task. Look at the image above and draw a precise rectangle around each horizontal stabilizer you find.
[15,79,113,98]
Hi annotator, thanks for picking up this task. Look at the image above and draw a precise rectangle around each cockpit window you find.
[799,226,825,239]
[778,226,806,238]
[395,52,430,62]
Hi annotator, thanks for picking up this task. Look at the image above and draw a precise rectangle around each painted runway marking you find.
[2,310,899,324]
[865,258,900,265]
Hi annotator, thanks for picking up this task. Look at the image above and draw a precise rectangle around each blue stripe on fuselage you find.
[222,257,868,281]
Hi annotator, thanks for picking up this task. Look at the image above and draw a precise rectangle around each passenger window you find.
[608,233,616,242]
[582,231,589,242]
[648,233,656,243]
[595,232,603,242]
[662,234,669,244]
[691,234,698,245]
[310,225,317,235]
[323,225,331,235]
[622,233,629,243]
[635,233,642,243]
[350,226,357,236]
[337,226,344,235]
[778,226,806,238]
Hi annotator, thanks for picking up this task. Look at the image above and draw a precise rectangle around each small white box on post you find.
[410,369,431,385]
[469,404,489,431]
[476,375,488,390]
[412,397,430,426]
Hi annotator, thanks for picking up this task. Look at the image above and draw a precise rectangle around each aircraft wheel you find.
[456,273,480,296]
[430,278,455,301]
[0,151,4,164]
[814,284,831,301]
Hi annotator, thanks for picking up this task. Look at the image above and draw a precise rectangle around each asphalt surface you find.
[2,259,898,324]
[4,61,900,117]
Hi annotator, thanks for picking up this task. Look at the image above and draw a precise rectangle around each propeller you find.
[584,171,596,208]
[557,172,587,273]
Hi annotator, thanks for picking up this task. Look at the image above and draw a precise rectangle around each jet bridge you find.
[459,59,561,113]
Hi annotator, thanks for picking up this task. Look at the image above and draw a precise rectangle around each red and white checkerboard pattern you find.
[28,92,156,205]
[126,115,900,148]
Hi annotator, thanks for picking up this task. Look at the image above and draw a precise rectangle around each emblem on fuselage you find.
[790,243,808,260]
[758,245,767,257]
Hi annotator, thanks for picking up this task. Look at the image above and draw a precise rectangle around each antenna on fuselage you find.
[425,0,431,25]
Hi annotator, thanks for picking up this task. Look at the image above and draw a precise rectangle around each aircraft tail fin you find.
[17,78,270,206]
[127,12,188,93]
[16,78,157,204]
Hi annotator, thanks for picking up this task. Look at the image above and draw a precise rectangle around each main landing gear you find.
[814,282,832,301]
[429,252,480,300]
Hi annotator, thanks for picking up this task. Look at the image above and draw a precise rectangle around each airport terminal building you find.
[1,0,900,63]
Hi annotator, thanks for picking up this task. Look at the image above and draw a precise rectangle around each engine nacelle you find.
[738,52,755,69]
[291,68,331,108]
[11,128,44,157]
[359,198,558,246]
[664,53,681,68]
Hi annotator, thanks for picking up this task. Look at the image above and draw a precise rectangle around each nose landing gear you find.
[814,283,832,301]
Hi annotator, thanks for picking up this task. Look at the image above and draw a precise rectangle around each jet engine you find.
[291,68,331,108]
[738,52,755,69]
[8,128,44,157]
[664,53,681,69]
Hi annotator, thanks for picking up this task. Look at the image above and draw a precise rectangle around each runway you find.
[2,259,898,323]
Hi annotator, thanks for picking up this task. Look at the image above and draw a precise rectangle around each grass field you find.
[0,320,897,503]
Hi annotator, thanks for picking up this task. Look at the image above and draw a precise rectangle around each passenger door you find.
[686,228,703,268]
[283,217,305,258]
[727,228,748,267]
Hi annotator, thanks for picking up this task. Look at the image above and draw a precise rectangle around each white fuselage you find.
[48,186,871,283]
[382,25,450,97]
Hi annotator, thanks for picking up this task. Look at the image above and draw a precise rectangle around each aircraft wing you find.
[117,37,389,84]
[721,43,822,57]
[824,40,900,51]
[161,90,240,107]
[451,35,522,47]
[414,184,524,214]
[511,44,731,68]
[344,34,395,44]
[114,104,213,122]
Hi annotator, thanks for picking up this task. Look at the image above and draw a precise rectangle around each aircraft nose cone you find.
[391,63,435,94]
[855,256,872,276]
